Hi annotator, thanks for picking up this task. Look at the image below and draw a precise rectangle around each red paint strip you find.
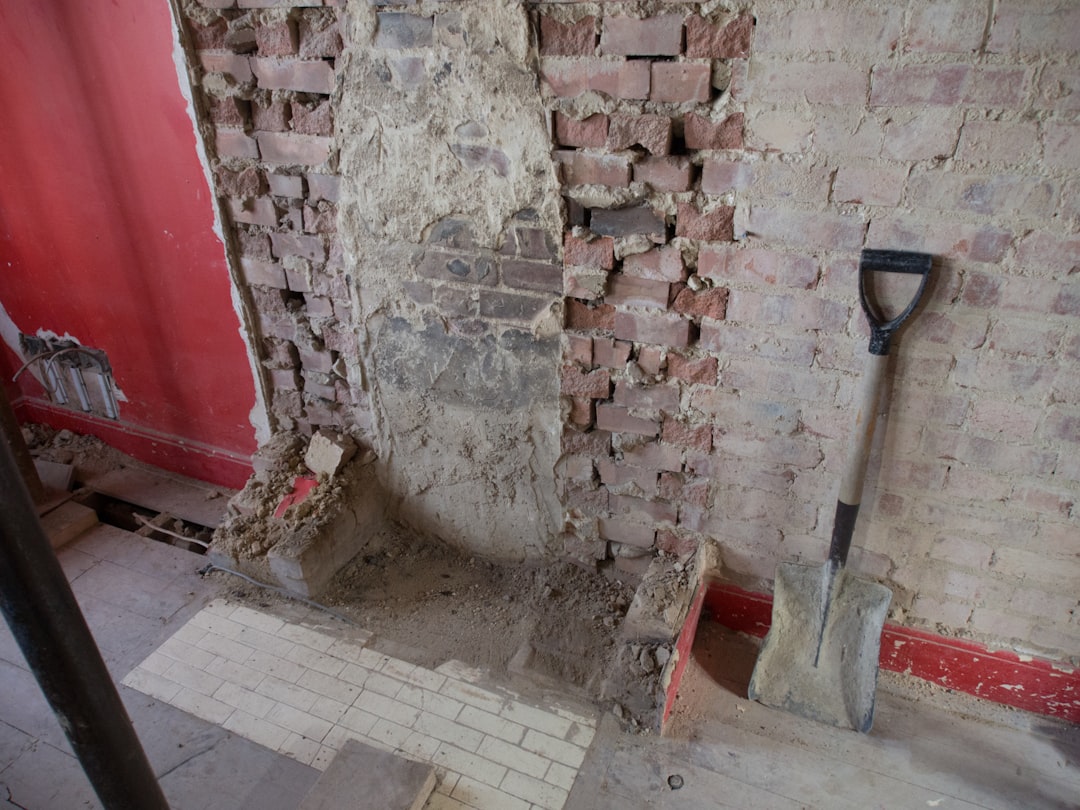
[273,476,318,519]
[15,398,253,490]
[661,582,707,730]
[704,582,1080,724]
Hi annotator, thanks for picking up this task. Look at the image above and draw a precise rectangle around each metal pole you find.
[0,384,44,502]
[0,436,170,809]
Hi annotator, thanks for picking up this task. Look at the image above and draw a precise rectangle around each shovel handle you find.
[829,250,934,568]
[859,249,933,356]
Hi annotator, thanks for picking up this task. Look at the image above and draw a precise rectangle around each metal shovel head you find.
[748,562,892,733]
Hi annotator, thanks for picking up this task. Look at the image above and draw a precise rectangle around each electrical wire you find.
[197,563,357,626]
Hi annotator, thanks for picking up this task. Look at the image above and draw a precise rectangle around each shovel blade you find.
[748,562,891,733]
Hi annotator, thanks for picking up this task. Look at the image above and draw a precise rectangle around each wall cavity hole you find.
[75,491,212,555]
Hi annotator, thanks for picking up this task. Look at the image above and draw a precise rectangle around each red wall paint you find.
[0,2,256,483]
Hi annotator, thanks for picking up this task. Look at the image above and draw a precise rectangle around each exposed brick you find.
[298,12,343,58]
[266,173,302,198]
[478,290,549,321]
[987,3,1080,55]
[686,13,752,58]
[593,338,632,368]
[866,216,1012,264]
[539,15,596,56]
[746,60,868,105]
[216,128,259,159]
[661,419,712,453]
[606,275,671,310]
[745,108,814,153]
[905,0,989,54]
[1035,66,1080,111]
[598,460,658,493]
[417,250,496,285]
[590,205,666,238]
[676,203,733,242]
[375,12,433,49]
[502,259,562,293]
[215,165,264,198]
[596,404,659,437]
[600,14,684,57]
[189,16,229,49]
[252,97,290,132]
[684,112,744,151]
[1016,231,1080,273]
[257,132,332,165]
[291,100,333,136]
[303,204,336,234]
[505,227,557,261]
[954,119,1037,166]
[906,172,1057,219]
[607,114,672,155]
[250,57,334,93]
[622,441,683,472]
[200,52,253,83]
[451,144,510,177]
[834,165,908,206]
[622,246,686,283]
[699,246,818,290]
[672,287,729,321]
[1044,123,1080,170]
[568,397,594,427]
[598,517,655,549]
[208,95,249,127]
[564,234,614,270]
[748,208,867,251]
[614,311,693,347]
[650,62,711,103]
[256,17,297,56]
[614,380,680,414]
[541,58,650,100]
[726,289,847,331]
[561,366,611,398]
[666,353,717,385]
[270,231,325,261]
[871,64,1028,108]
[565,299,615,331]
[228,196,277,226]
[881,111,967,162]
[306,173,340,203]
[611,494,677,524]
[565,334,593,366]
[634,156,693,192]
[656,529,699,557]
[240,257,288,289]
[238,230,272,259]
[554,151,631,188]
[638,346,664,375]
[755,7,901,53]
[554,112,608,148]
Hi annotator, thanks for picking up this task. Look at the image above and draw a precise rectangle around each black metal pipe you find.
[0,436,169,809]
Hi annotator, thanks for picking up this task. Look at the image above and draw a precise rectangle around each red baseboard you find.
[14,398,253,490]
[702,582,1080,725]
[661,581,707,729]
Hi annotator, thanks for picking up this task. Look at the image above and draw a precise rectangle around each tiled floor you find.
[122,599,597,810]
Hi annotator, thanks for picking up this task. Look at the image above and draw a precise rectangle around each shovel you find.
[747,248,933,733]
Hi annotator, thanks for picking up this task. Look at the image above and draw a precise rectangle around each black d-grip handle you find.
[858,249,933,356]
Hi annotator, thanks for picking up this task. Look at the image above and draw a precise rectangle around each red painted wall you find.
[0,2,257,486]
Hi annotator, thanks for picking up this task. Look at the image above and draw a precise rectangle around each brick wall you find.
[179,0,364,438]
[179,0,1079,661]
[543,0,1079,661]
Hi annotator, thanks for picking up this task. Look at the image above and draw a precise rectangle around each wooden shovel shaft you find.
[828,352,888,568]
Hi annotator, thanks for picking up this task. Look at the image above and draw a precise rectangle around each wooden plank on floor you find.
[83,466,230,527]
[40,501,98,549]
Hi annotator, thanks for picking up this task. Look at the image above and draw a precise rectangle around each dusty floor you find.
[6,428,1080,809]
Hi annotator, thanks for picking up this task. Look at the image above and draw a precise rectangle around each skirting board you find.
[14,397,253,490]
[695,581,1080,725]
